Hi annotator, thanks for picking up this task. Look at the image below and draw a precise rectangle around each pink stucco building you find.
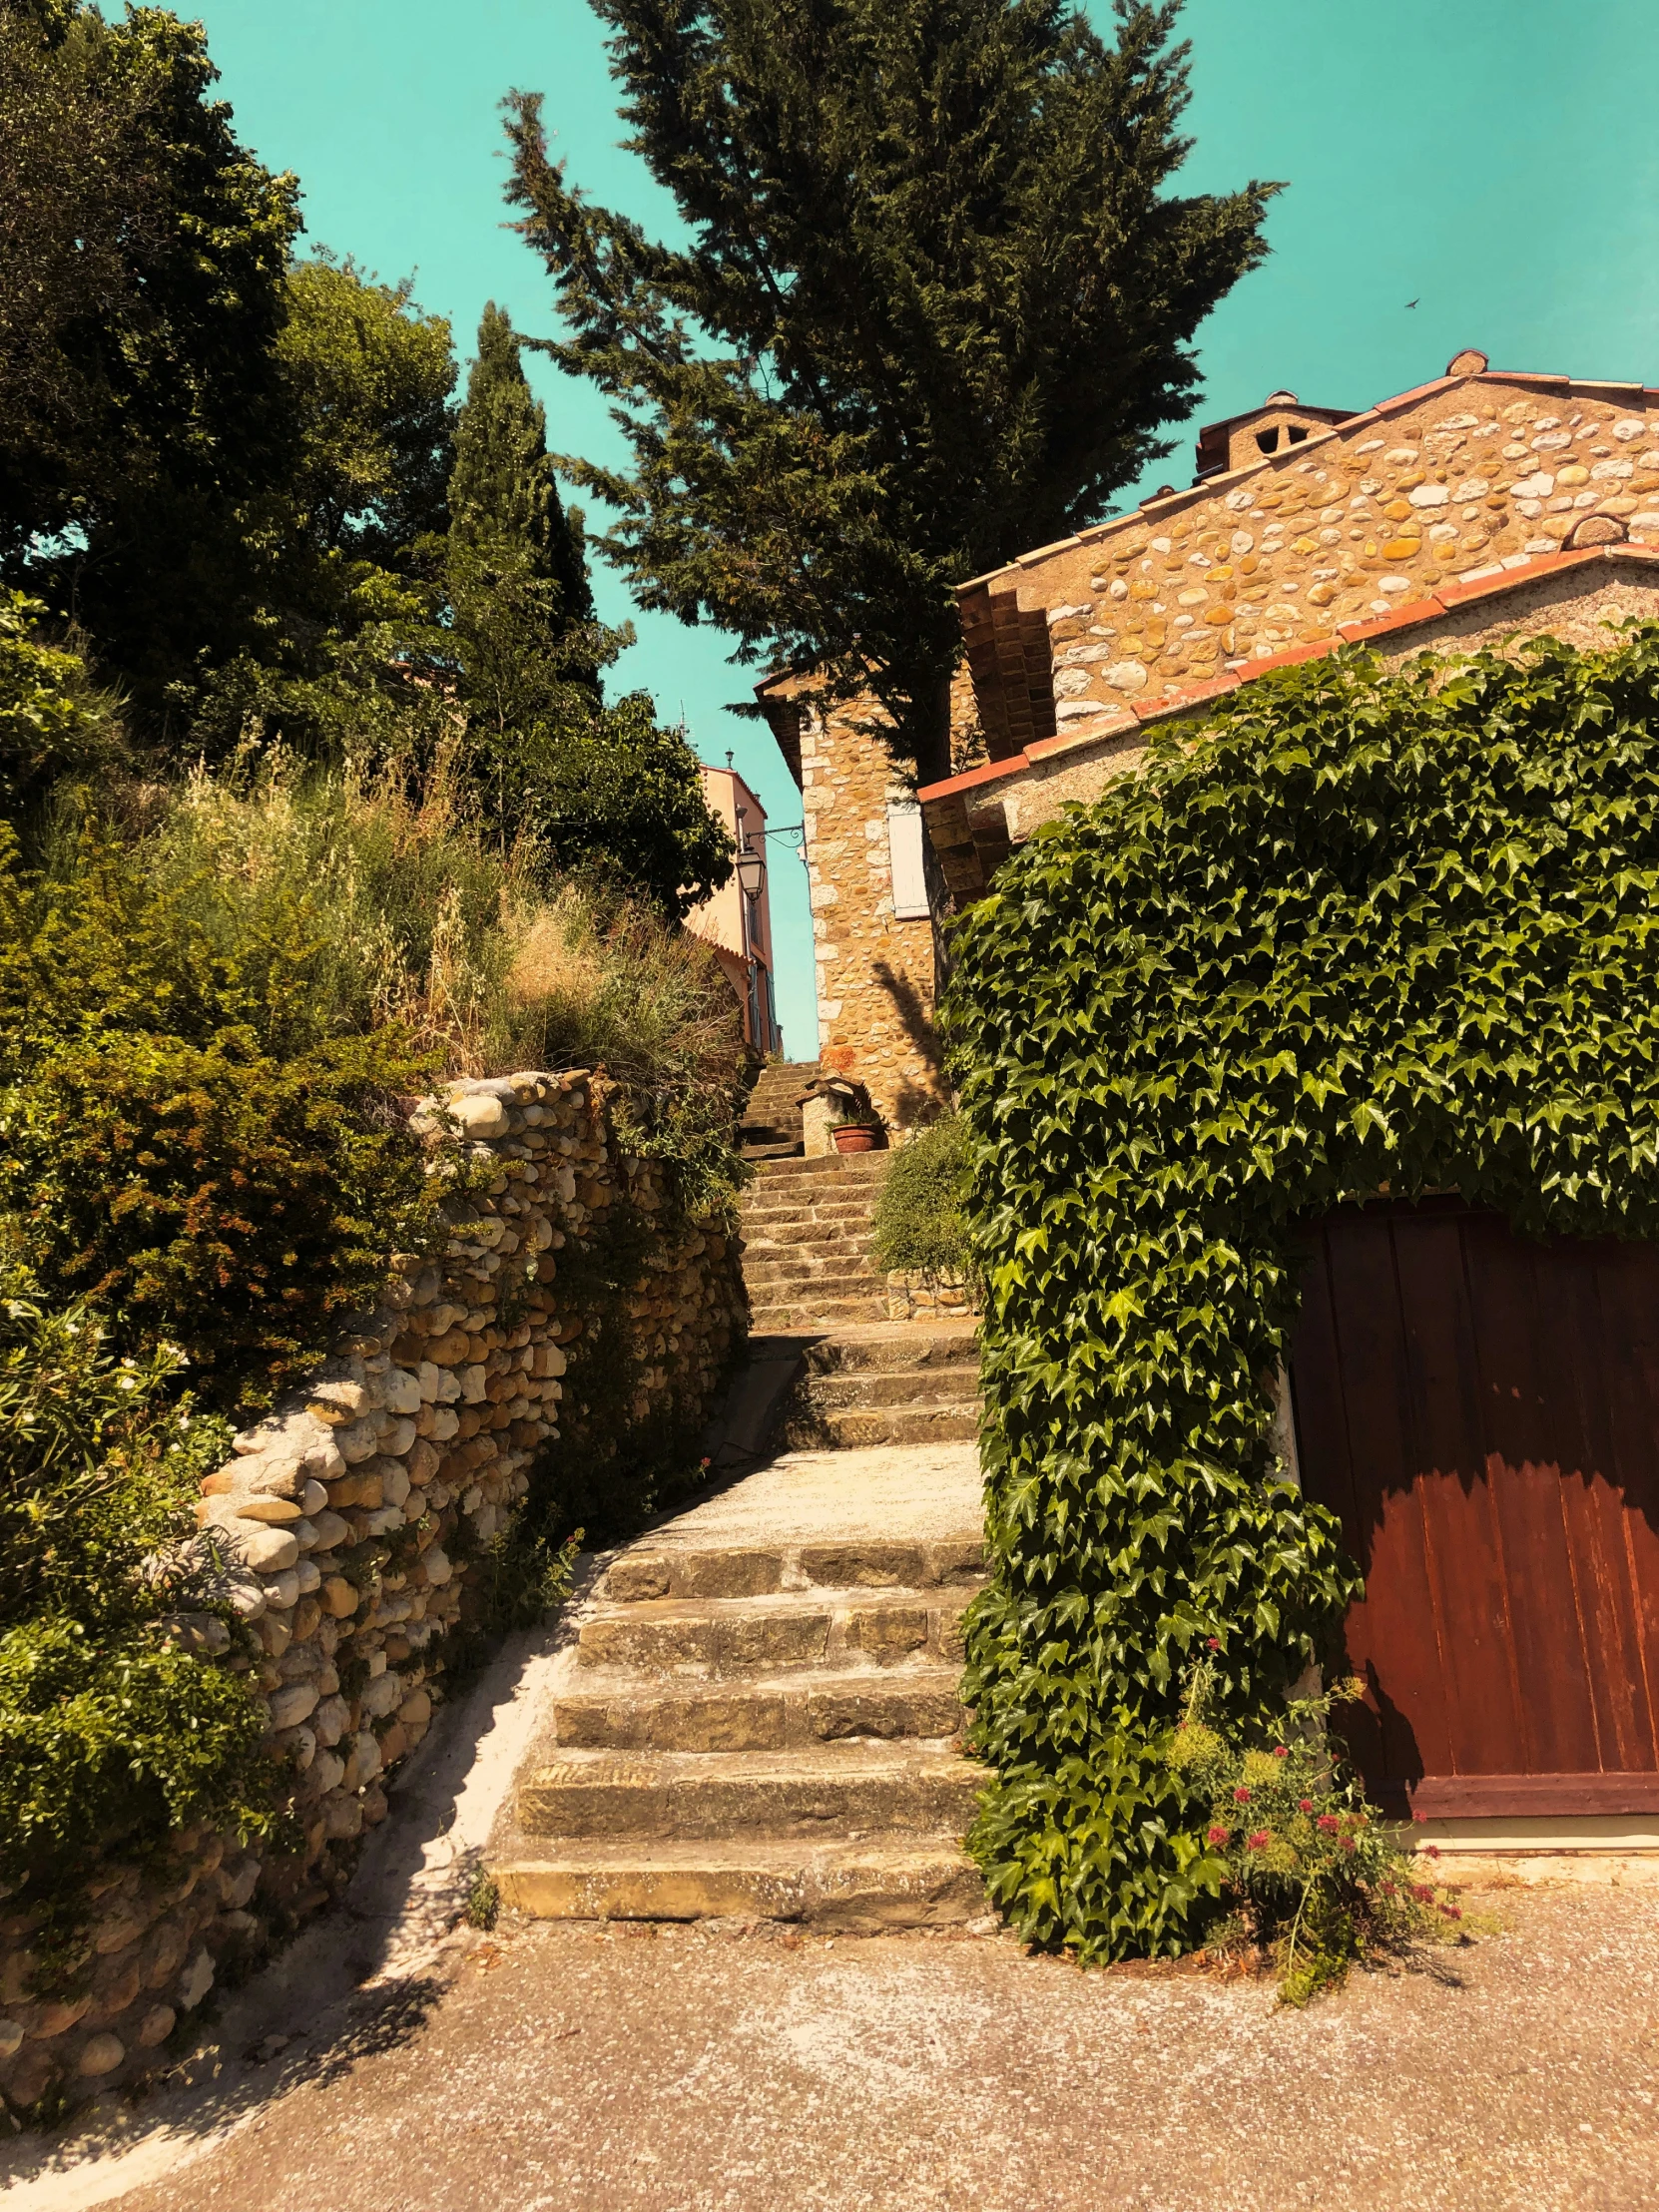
[685,762,782,1054]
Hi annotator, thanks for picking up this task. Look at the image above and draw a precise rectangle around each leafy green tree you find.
[0,590,124,826]
[179,256,460,764]
[508,691,735,922]
[449,301,594,640]
[505,0,1277,780]
[0,0,299,709]
[277,251,457,568]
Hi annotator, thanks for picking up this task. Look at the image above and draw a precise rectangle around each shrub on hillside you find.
[0,826,441,1406]
[147,752,751,1223]
[0,594,125,827]
[0,1248,273,1936]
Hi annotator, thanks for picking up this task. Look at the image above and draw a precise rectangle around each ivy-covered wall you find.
[0,1069,744,2115]
[949,625,1659,1959]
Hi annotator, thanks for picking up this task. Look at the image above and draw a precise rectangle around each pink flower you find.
[1439,1904,1462,1921]
[1233,1786,1252,1805]
[1382,1881,1396,1899]
[1207,1825,1230,1846]
[1206,1637,1222,1652]
[1273,1746,1289,1759]
[1411,1883,1435,1904]
[1317,1814,1340,1834]
[1298,1798,1315,1814]
[1247,1830,1270,1851]
[1422,1844,1441,1860]
[1341,1835,1357,1854]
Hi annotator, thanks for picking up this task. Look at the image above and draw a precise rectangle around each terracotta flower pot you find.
[832,1123,878,1154]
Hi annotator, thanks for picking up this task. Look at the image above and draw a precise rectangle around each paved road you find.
[13,1882,1659,2212]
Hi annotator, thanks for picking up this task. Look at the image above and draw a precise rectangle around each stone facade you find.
[922,356,1659,899]
[753,355,1659,1117]
[0,1070,744,2118]
[790,693,952,1134]
[923,545,1659,894]
[884,1269,979,1323]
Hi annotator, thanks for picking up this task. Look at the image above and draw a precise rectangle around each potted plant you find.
[818,1074,883,1153]
[832,1118,879,1154]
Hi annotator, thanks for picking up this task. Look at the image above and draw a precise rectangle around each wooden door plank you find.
[1318,1208,1454,1793]
[1590,1238,1659,1764]
[1393,1209,1530,1776]
[1409,1770,1659,1818]
[1457,1214,1602,1775]
[1286,1223,1389,1786]
[1551,1237,1658,1771]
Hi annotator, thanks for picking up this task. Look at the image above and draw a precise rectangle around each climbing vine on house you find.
[947,623,1659,1960]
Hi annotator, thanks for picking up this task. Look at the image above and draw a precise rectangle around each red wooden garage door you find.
[1288,1198,1659,1818]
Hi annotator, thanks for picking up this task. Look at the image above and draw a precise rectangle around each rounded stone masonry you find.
[0,1067,747,2120]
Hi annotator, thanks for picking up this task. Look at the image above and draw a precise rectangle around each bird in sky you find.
[1404,298,1419,308]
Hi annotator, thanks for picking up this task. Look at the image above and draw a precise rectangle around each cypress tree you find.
[448,304,732,918]
[505,0,1279,783]
[449,301,593,637]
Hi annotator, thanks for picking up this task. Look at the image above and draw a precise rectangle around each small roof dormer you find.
[1193,388,1356,481]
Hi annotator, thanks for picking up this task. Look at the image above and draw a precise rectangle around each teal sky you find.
[187,0,1659,1057]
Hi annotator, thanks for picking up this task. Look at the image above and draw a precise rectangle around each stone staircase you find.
[739,1058,822,1159]
[784,1321,981,1448]
[740,1152,891,1330]
[487,1104,991,1933]
[489,1460,990,1929]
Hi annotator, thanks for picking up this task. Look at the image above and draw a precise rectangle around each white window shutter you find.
[886,800,929,919]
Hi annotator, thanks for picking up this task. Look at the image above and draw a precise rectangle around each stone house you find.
[760,347,1659,1133]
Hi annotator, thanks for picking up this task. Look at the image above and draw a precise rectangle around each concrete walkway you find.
[17,1883,1659,2212]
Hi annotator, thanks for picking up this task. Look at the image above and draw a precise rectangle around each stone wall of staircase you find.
[0,1069,746,2119]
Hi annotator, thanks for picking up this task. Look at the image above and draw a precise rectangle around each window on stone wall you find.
[887,800,930,919]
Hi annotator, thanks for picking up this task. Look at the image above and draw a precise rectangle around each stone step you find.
[517,1744,987,1841]
[598,1536,984,1603]
[803,1327,980,1373]
[743,1239,878,1270]
[547,1664,973,1754]
[743,1259,884,1296]
[740,1210,879,1239]
[752,1154,890,1184]
[742,1220,877,1252]
[788,1402,982,1449]
[803,1367,981,1410]
[492,1836,986,1931]
[575,1587,970,1677]
[749,1296,892,1330]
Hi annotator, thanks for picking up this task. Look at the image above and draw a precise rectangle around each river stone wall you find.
[0,1069,745,2116]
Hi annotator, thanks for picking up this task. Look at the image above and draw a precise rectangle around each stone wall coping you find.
[918,543,1659,809]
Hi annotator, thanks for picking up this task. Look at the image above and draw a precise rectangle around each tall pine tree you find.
[505,0,1278,781]
[447,303,731,921]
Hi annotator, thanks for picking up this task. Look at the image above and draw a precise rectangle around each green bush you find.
[0,1249,273,1932]
[0,594,124,827]
[0,825,441,1407]
[948,625,1659,1961]
[868,1111,976,1286]
[143,753,750,1224]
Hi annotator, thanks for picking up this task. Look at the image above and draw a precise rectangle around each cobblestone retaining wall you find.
[0,1069,744,2116]
[884,1270,978,1322]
